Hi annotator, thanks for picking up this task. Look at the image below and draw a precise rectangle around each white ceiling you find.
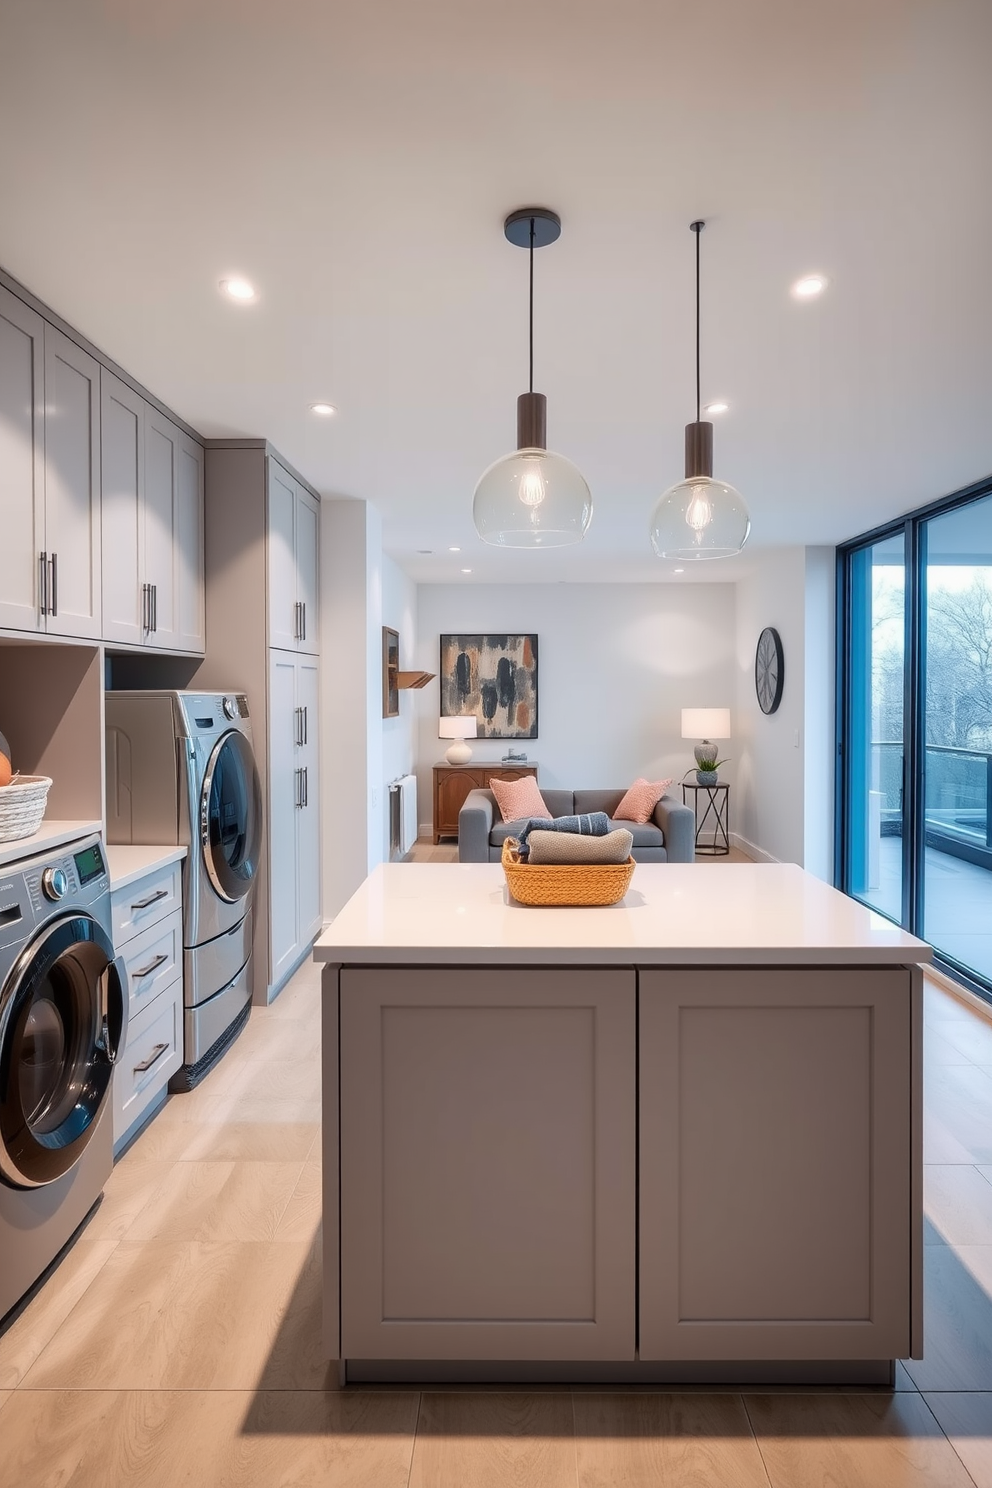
[1,0,990,584]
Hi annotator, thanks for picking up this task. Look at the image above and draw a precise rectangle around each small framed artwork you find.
[382,627,399,718]
[439,633,538,739]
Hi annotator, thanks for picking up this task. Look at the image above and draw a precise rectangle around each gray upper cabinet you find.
[101,370,204,655]
[268,459,319,654]
[0,286,45,632]
[0,287,101,638]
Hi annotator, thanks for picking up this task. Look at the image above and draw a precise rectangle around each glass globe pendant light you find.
[649,221,750,561]
[473,209,592,547]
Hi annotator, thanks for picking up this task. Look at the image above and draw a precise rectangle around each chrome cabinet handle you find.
[302,765,308,808]
[132,952,169,979]
[151,583,157,632]
[50,552,58,617]
[131,887,169,910]
[303,705,308,745]
[133,1041,169,1074]
[142,583,149,632]
[40,551,49,615]
[301,601,306,641]
[294,706,303,747]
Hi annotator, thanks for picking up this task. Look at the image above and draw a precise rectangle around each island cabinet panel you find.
[639,967,916,1361]
[339,967,636,1361]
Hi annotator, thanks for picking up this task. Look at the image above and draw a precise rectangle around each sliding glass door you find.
[839,482,992,999]
[844,535,906,923]
[921,497,992,985]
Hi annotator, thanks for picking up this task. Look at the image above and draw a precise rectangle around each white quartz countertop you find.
[105,844,186,890]
[313,862,932,967]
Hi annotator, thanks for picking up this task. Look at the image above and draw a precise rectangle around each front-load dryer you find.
[105,691,262,1087]
[0,833,126,1325]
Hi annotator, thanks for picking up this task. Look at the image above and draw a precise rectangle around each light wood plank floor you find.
[5,942,992,1482]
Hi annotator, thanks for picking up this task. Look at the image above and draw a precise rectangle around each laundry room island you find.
[314,861,931,1386]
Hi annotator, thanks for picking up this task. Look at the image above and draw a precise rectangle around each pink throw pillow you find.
[614,777,673,824]
[490,775,552,824]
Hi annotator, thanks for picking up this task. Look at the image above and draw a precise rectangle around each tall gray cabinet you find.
[199,441,322,1003]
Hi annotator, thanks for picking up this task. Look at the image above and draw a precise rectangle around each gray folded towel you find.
[516,812,611,859]
[526,827,634,865]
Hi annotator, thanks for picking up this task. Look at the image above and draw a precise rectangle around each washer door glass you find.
[201,730,263,904]
[0,914,125,1189]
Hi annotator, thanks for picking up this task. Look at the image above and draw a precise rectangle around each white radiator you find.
[390,774,418,856]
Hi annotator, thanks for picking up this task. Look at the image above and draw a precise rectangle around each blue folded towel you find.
[515,812,611,859]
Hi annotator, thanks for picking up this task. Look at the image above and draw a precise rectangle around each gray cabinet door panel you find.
[639,966,915,1360]
[42,327,101,638]
[0,287,44,632]
[340,967,636,1360]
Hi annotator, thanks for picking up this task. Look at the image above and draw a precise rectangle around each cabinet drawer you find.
[120,909,183,1018]
[112,860,182,945]
[113,975,182,1146]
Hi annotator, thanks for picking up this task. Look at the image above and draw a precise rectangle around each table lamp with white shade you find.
[439,716,478,765]
[681,708,731,781]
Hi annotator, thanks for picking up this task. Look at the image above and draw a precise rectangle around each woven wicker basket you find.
[0,775,52,842]
[501,838,635,907]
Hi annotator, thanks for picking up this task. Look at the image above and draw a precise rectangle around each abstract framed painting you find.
[439,634,538,739]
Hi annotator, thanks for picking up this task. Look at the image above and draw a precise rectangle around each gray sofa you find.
[458,787,696,864]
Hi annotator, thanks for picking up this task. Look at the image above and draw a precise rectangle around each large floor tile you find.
[925,1064,992,1164]
[924,1392,992,1488]
[903,1244,992,1390]
[744,1391,974,1488]
[932,1016,992,1066]
[896,1361,919,1391]
[0,1238,118,1390]
[118,1160,303,1243]
[274,1162,322,1242]
[82,1159,175,1242]
[22,1237,332,1391]
[573,1392,769,1488]
[0,1389,418,1488]
[408,1392,577,1488]
[925,1026,978,1066]
[124,1099,319,1162]
[925,1163,992,1245]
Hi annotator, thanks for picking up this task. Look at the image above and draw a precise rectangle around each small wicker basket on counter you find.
[501,838,635,908]
[0,775,52,843]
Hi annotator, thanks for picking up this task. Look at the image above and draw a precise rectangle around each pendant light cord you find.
[529,216,535,394]
[692,219,703,423]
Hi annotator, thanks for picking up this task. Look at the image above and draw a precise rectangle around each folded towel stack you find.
[515,812,611,859]
[525,827,634,865]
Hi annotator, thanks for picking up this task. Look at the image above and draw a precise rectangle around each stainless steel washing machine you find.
[0,833,126,1325]
[104,691,262,1087]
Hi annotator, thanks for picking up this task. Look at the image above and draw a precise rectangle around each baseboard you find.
[730,832,779,864]
[926,962,992,1020]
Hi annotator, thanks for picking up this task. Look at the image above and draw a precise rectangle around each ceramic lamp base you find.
[445,740,473,765]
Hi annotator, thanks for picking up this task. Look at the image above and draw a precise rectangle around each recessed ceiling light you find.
[674,568,684,574]
[703,401,729,415]
[448,546,461,552]
[309,402,336,416]
[219,277,256,302]
[461,568,472,574]
[792,274,827,299]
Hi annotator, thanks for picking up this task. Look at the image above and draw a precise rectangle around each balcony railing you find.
[872,741,992,867]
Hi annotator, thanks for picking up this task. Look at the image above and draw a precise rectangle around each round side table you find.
[682,781,730,857]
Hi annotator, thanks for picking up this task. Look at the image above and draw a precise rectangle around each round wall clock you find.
[755,627,784,714]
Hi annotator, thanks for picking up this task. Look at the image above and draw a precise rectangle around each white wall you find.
[414,582,737,835]
[381,554,418,859]
[734,546,835,872]
[321,498,385,921]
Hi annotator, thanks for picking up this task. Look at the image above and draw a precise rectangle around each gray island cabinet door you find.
[340,967,636,1361]
[639,966,917,1362]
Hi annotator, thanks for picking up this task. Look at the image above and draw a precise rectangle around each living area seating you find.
[458,787,696,864]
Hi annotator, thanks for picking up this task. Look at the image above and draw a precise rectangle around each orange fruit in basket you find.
[0,755,10,788]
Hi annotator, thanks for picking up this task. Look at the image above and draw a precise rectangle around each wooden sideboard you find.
[432,762,538,843]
